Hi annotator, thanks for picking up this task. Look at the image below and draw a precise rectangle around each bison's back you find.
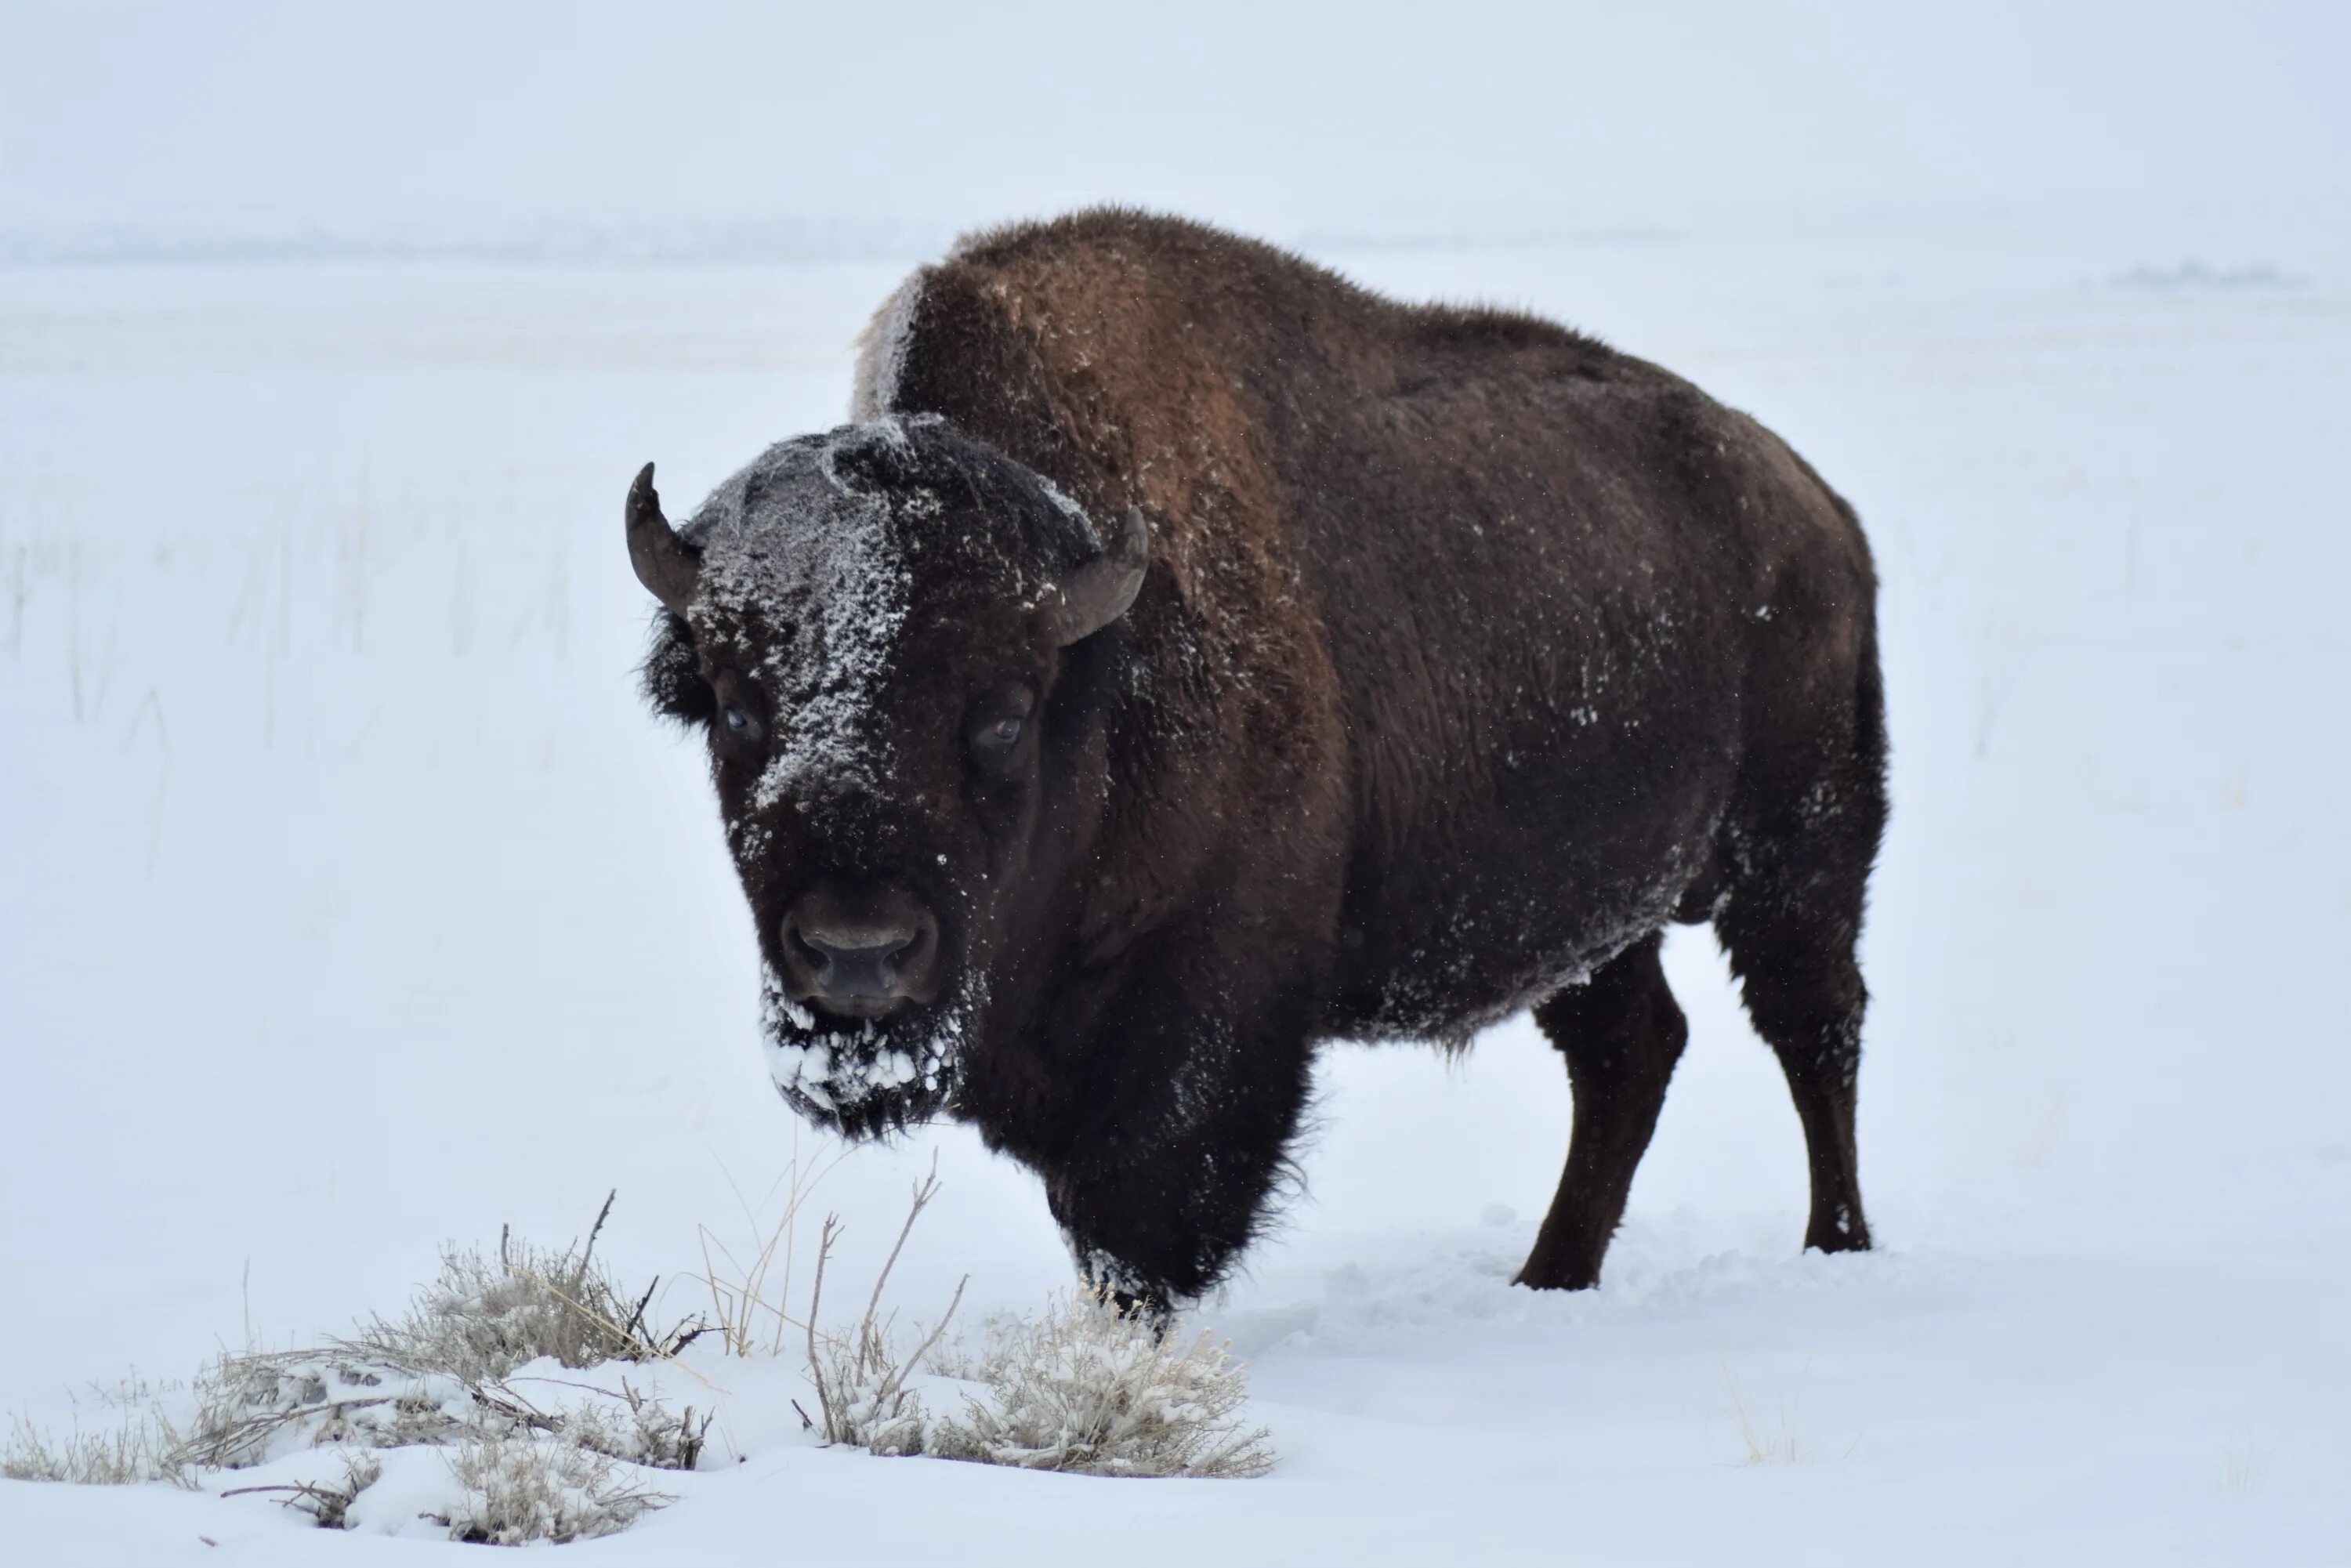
[860,209,1878,1041]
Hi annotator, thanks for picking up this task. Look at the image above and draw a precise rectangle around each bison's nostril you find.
[782,917,831,982]
[798,926,918,998]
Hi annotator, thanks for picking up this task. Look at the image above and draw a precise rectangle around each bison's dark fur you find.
[635,210,1887,1308]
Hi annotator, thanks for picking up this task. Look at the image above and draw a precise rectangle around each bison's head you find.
[631,417,1145,1138]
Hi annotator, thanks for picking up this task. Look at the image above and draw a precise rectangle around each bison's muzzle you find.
[778,885,940,1019]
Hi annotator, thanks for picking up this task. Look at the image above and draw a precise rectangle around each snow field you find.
[3,214,2349,1560]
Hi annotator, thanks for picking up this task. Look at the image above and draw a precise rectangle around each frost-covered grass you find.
[350,1193,705,1382]
[931,1295,1272,1478]
[705,1159,1273,1476]
[800,1164,965,1454]
[2,1201,711,1544]
[436,1433,668,1546]
[2,1176,1276,1552]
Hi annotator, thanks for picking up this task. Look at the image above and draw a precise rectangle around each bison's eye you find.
[722,705,764,742]
[966,682,1038,769]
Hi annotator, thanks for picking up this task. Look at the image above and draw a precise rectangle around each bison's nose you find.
[780,894,939,1014]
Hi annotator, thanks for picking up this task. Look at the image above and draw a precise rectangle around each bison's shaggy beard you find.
[758,962,979,1142]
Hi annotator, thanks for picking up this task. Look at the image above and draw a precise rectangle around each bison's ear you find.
[824,425,919,495]
[639,610,716,729]
[1041,508,1148,647]
[627,462,702,615]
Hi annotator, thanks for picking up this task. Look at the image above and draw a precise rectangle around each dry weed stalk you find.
[1721,1361,1806,1466]
[219,1450,383,1529]
[692,1140,847,1357]
[803,1161,968,1454]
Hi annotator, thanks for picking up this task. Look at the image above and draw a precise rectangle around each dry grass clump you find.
[705,1158,1273,1478]
[434,1432,670,1546]
[5,1194,706,1547]
[929,1291,1273,1478]
[130,1195,709,1485]
[353,1193,701,1382]
[3,1411,190,1487]
[1720,1361,1814,1467]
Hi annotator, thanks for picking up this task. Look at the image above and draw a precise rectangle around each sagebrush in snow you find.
[437,1432,670,1546]
[157,1190,709,1476]
[787,1168,1271,1476]
[931,1291,1273,1478]
[807,1318,929,1456]
[4,1193,704,1553]
[219,1450,384,1529]
[484,1376,712,1472]
[168,1346,463,1472]
[353,1193,699,1382]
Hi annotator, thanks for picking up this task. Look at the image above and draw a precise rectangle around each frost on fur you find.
[436,1432,669,1546]
[931,1291,1273,1478]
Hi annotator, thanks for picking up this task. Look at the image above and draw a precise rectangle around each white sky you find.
[4,0,2345,242]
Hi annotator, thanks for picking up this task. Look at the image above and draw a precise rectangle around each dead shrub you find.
[435,1432,669,1545]
[931,1291,1273,1478]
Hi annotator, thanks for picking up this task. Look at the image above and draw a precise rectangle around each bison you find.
[631,210,1886,1309]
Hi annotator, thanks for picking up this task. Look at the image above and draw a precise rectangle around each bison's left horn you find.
[1042,507,1149,647]
[626,462,701,616]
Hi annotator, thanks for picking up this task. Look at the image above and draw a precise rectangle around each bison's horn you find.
[626,462,701,616]
[1042,507,1149,647]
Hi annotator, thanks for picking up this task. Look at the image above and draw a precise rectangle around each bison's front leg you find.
[1040,958,1319,1313]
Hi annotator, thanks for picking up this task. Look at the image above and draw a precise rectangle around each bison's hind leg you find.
[1714,658,1889,1257]
[1516,932,1688,1291]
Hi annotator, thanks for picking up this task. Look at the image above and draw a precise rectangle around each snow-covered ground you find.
[4,207,2349,1562]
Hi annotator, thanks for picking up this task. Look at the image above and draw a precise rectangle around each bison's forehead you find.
[682,418,1081,811]
[686,429,940,808]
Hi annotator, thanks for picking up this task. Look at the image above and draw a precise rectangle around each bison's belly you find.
[1320,725,1730,1045]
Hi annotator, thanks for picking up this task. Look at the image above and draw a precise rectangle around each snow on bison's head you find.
[630,417,1147,1139]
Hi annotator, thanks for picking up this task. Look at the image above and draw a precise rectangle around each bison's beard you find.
[758,961,978,1141]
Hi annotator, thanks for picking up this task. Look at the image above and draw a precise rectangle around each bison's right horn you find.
[1041,507,1149,647]
[626,462,701,616]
